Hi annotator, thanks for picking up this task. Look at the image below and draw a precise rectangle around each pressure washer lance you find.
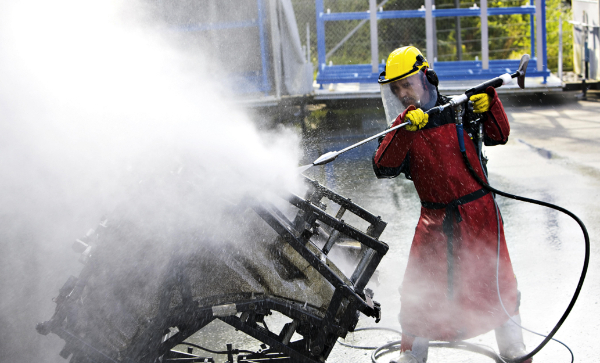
[300,54,530,172]
[306,120,412,168]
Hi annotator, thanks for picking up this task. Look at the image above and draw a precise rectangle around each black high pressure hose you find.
[459,143,590,363]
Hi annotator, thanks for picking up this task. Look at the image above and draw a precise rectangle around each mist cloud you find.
[0,1,302,361]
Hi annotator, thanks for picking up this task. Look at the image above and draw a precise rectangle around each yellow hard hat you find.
[378,46,429,84]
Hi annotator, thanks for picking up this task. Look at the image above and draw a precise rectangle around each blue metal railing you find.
[318,5,536,21]
[315,0,550,87]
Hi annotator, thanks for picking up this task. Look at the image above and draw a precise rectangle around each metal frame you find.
[315,0,551,87]
[38,177,389,363]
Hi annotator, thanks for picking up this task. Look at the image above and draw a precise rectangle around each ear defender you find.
[425,68,439,87]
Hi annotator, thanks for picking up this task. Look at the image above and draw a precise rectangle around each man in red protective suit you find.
[373,46,531,363]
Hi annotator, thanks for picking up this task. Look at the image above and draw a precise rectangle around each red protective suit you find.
[373,87,518,341]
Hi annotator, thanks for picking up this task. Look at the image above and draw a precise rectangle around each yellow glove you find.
[405,109,428,131]
[470,93,490,113]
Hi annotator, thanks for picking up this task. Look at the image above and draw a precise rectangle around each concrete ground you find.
[503,91,600,172]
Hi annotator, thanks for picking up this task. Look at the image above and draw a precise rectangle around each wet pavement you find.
[182,93,600,363]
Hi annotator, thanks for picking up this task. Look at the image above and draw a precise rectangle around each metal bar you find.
[350,249,375,284]
[335,206,347,220]
[354,251,383,292]
[377,9,427,19]
[268,0,281,98]
[530,0,535,58]
[257,0,271,94]
[319,7,534,21]
[322,206,345,254]
[322,230,340,255]
[487,7,536,15]
[316,0,326,74]
[321,12,370,21]
[535,0,543,72]
[455,0,462,61]
[433,3,438,61]
[432,8,475,17]
[306,22,311,63]
[370,0,379,73]
[481,0,489,70]
[425,0,434,65]
[541,0,547,83]
[558,13,563,82]
[281,320,299,345]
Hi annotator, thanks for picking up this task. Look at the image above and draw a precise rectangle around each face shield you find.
[380,71,438,124]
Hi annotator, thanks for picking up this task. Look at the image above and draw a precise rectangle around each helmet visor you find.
[380,72,437,124]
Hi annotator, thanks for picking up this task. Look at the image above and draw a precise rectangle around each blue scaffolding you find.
[315,0,551,88]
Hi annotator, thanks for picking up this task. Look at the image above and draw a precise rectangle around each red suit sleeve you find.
[373,106,417,168]
[483,86,510,145]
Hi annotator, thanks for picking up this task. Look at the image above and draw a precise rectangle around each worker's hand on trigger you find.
[470,93,491,113]
[405,109,428,131]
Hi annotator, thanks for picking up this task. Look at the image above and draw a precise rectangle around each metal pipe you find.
[257,0,271,94]
[535,0,543,72]
[530,0,535,58]
[323,206,346,254]
[306,22,311,63]
[316,0,326,72]
[351,249,375,285]
[267,0,281,98]
[542,0,548,83]
[282,320,299,345]
[322,230,340,255]
[370,0,379,73]
[481,0,489,70]
[558,13,563,82]
[354,251,383,292]
[455,0,462,61]
[425,0,435,66]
